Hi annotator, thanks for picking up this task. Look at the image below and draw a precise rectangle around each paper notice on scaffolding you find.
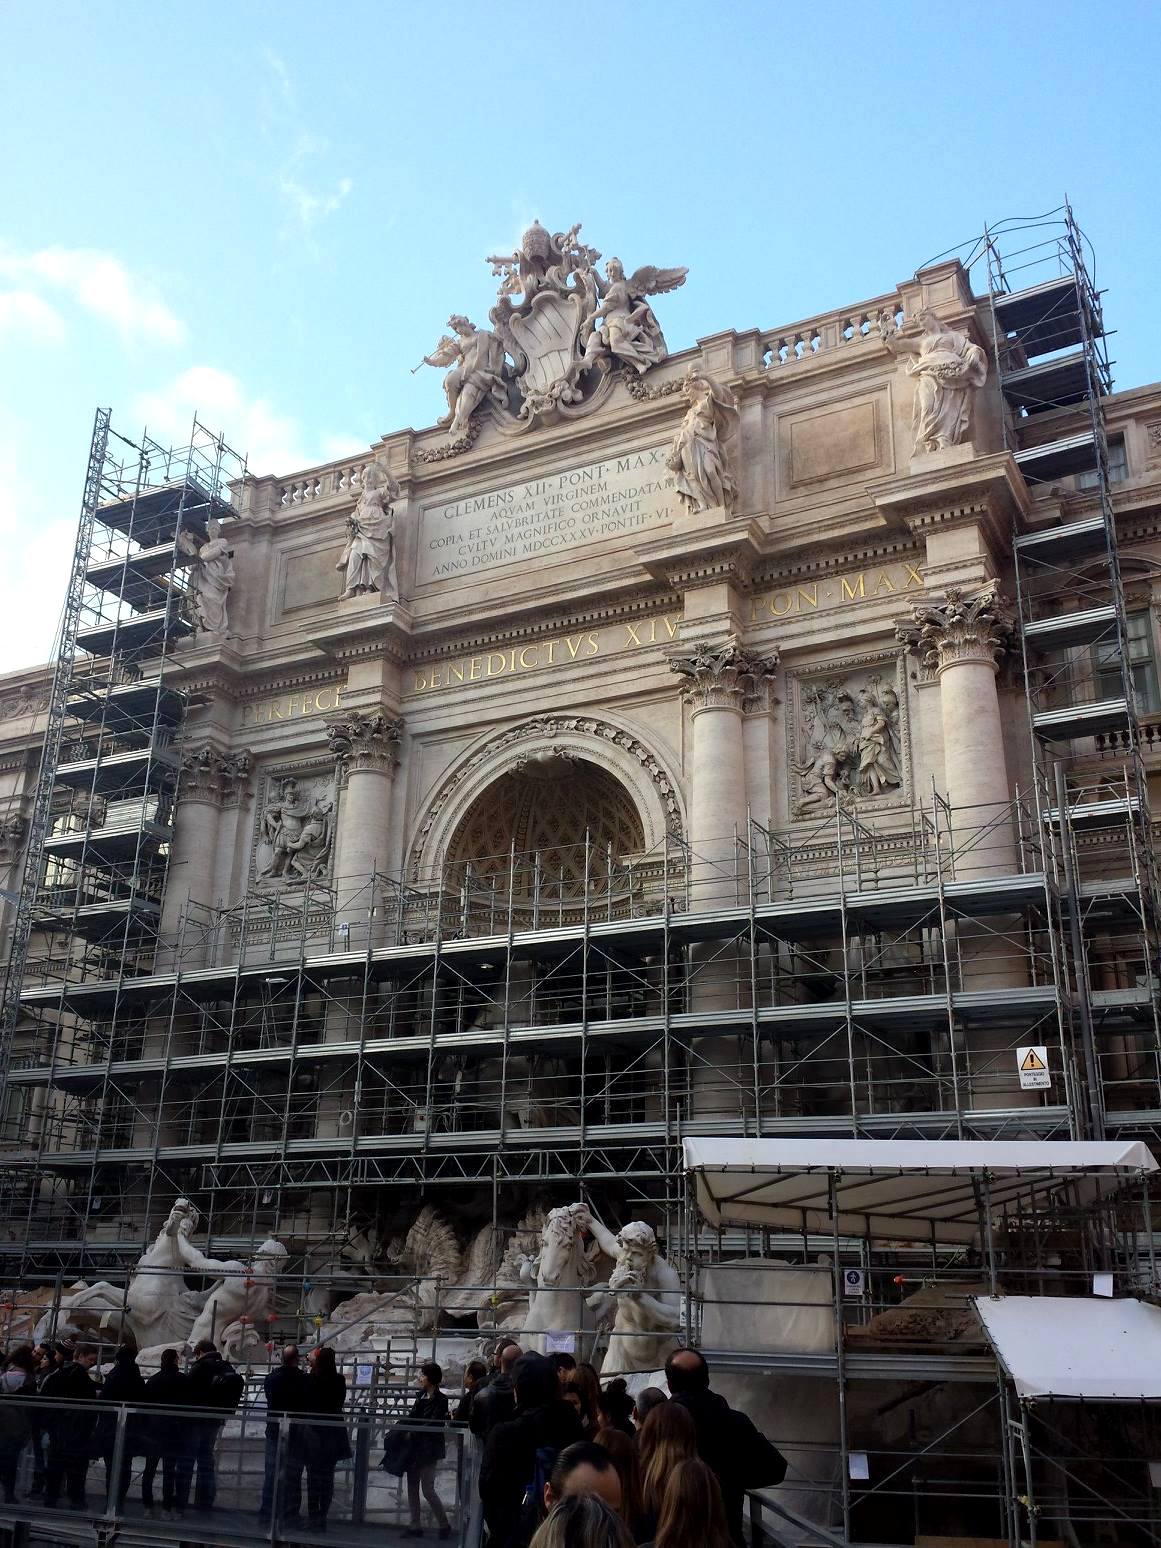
[545,1332,577,1354]
[848,1452,870,1480]
[1017,1045,1051,1090]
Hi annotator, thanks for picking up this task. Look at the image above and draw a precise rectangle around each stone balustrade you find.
[277,459,368,508]
[762,297,904,371]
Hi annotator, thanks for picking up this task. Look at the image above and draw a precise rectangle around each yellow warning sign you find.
[1016,1045,1051,1089]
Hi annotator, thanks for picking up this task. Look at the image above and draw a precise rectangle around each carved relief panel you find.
[249,759,339,890]
[784,652,911,821]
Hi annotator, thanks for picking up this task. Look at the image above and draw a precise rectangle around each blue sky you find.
[2,0,1158,669]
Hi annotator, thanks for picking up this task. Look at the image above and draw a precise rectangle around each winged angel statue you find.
[421,220,686,435]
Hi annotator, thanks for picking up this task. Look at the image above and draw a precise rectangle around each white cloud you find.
[0,290,66,342]
[133,366,312,476]
[0,413,72,669]
[261,59,353,232]
[0,246,185,346]
[279,172,353,229]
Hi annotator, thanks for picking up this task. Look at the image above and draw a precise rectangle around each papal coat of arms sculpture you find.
[419,220,686,444]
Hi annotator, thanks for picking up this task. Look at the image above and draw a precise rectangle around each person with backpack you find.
[181,1339,244,1513]
[140,1347,191,1519]
[403,1361,451,1540]
[663,1349,786,1548]
[479,1352,584,1548]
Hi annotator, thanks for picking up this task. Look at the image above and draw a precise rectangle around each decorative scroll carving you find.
[336,459,399,601]
[896,584,1014,675]
[180,746,253,806]
[326,709,403,773]
[881,308,987,455]
[666,368,739,514]
[410,715,682,878]
[0,690,49,720]
[254,771,334,886]
[668,637,779,712]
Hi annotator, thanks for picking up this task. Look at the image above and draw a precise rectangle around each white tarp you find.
[683,1137,1157,1243]
[974,1295,1161,1400]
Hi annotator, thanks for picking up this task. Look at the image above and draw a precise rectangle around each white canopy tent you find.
[975,1295,1161,1400]
[683,1137,1157,1244]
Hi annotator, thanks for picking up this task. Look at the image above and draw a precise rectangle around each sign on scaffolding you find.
[1017,1046,1051,1090]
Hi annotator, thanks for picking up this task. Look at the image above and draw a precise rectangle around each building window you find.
[1077,438,1128,489]
[1093,611,1160,713]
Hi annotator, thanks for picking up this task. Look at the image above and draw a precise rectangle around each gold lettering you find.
[269,700,286,720]
[469,658,482,680]
[797,585,818,610]
[518,644,539,669]
[430,668,443,690]
[625,621,643,647]
[841,573,866,602]
[565,634,585,659]
[486,652,507,676]
[874,570,895,594]
[663,616,679,639]
[546,640,557,665]
[316,686,338,712]
[771,591,794,616]
[585,632,599,656]
[450,663,466,684]
[904,562,923,589]
[413,673,427,692]
[507,649,517,672]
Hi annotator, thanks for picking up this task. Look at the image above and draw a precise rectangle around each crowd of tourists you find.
[0,1335,785,1545]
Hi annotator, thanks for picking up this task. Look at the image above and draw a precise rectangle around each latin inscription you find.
[241,685,343,727]
[750,563,923,621]
[412,616,682,695]
[418,446,676,584]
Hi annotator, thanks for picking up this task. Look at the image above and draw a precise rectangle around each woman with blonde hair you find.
[637,1399,697,1536]
[652,1458,730,1548]
[530,1492,634,1548]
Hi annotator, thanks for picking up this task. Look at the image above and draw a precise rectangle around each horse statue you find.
[520,1203,607,1358]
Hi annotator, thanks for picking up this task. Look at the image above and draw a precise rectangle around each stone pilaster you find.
[898,585,1017,873]
[159,746,253,962]
[326,709,403,935]
[669,639,778,1119]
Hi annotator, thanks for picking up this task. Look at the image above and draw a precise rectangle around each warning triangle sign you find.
[1020,1048,1047,1073]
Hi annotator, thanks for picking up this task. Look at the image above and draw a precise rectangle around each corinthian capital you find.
[180,745,253,806]
[326,709,403,773]
[668,636,780,712]
[896,584,1014,675]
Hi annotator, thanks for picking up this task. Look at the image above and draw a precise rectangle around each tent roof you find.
[683,1138,1157,1243]
[975,1296,1161,1400]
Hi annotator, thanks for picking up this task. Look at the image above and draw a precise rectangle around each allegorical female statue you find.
[178,518,234,634]
[336,459,399,600]
[882,307,988,455]
[666,367,739,513]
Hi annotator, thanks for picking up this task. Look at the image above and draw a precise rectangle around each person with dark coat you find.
[480,1352,585,1548]
[664,1349,786,1548]
[94,1346,146,1509]
[0,1350,38,1503]
[455,1359,488,1426]
[258,1344,310,1524]
[301,1346,349,1530]
[139,1348,191,1518]
[470,1340,521,1440]
[403,1360,451,1540]
[40,1344,100,1510]
[181,1340,244,1513]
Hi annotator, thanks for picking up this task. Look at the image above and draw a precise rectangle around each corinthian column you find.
[159,746,248,965]
[326,709,402,938]
[669,638,778,1118]
[899,584,1017,874]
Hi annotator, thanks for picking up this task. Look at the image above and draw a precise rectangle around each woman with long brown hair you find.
[593,1428,646,1542]
[637,1399,697,1536]
[652,1458,730,1548]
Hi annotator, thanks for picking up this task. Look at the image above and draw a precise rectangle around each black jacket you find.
[301,1370,350,1466]
[263,1363,310,1435]
[187,1352,244,1421]
[406,1388,449,1472]
[141,1366,192,1455]
[39,1361,98,1450]
[93,1356,147,1454]
[671,1388,786,1548]
[479,1398,584,1548]
[469,1371,515,1439]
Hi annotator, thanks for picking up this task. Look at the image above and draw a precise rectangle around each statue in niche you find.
[881,307,988,455]
[579,257,687,376]
[577,1210,683,1375]
[792,674,902,817]
[257,776,333,885]
[666,367,739,513]
[421,315,511,439]
[336,459,399,600]
[178,519,235,634]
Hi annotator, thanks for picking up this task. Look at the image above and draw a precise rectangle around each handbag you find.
[380,1426,413,1477]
